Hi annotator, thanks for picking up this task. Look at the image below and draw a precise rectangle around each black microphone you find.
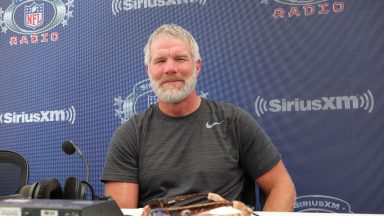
[62,140,90,183]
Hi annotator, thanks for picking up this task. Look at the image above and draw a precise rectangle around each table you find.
[121,208,384,216]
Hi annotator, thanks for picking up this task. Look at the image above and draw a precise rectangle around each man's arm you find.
[104,181,139,208]
[255,160,296,211]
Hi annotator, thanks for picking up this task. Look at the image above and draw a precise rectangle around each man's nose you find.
[164,60,177,74]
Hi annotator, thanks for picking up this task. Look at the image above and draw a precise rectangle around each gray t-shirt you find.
[101,98,280,207]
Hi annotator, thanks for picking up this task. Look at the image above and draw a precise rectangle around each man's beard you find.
[149,70,197,104]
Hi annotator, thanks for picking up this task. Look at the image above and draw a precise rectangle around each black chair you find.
[0,150,29,196]
[241,174,266,211]
[255,184,267,211]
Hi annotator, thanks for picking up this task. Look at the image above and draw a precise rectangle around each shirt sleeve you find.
[100,118,139,183]
[234,107,281,179]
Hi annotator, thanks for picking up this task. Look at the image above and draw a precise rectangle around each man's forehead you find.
[151,36,191,52]
[152,48,190,57]
[152,35,188,44]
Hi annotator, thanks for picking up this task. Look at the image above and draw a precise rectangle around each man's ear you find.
[195,59,202,77]
[145,65,149,75]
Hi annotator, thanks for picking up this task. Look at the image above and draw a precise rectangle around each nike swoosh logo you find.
[206,120,224,129]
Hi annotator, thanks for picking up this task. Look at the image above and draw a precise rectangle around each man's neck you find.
[158,91,201,117]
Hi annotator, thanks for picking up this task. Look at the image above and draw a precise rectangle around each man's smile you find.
[161,79,184,86]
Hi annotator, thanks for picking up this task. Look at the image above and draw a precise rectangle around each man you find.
[101,24,296,211]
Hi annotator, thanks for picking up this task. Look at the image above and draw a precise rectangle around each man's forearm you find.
[104,182,139,208]
[262,182,296,211]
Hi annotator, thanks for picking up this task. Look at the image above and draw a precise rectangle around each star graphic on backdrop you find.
[261,0,269,4]
[114,97,123,106]
[66,0,74,8]
[200,91,208,99]
[1,26,7,33]
[66,10,73,18]
[61,19,68,26]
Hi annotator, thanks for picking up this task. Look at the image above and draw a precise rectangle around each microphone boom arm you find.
[72,144,90,183]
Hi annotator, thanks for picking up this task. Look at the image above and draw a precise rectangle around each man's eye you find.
[155,60,165,64]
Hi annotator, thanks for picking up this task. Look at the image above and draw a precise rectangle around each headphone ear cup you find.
[28,182,40,199]
[63,177,87,200]
[30,178,63,199]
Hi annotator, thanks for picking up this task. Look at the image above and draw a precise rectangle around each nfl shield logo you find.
[24,1,44,29]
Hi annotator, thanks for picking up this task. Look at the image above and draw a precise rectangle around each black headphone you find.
[28,177,87,200]
[24,141,109,200]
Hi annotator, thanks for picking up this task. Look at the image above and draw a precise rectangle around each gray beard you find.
[149,71,197,104]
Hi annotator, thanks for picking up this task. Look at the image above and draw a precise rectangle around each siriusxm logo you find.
[255,90,374,117]
[112,0,207,15]
[0,106,76,124]
[295,195,353,213]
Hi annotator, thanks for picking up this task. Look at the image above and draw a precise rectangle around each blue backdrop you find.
[1,0,383,213]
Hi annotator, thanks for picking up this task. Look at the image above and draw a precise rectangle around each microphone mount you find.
[62,140,90,183]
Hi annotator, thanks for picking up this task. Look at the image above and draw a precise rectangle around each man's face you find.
[147,36,201,103]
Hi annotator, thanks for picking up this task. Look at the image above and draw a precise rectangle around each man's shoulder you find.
[202,99,256,125]
[203,98,244,113]
[122,104,157,127]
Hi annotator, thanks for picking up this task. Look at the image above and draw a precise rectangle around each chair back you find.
[0,150,29,196]
[241,174,266,211]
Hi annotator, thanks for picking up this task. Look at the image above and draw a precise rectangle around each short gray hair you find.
[144,24,201,65]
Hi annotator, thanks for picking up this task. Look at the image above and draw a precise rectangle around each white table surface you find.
[121,208,384,216]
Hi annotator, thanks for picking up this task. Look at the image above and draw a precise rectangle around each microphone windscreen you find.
[62,140,76,155]
[20,185,31,199]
